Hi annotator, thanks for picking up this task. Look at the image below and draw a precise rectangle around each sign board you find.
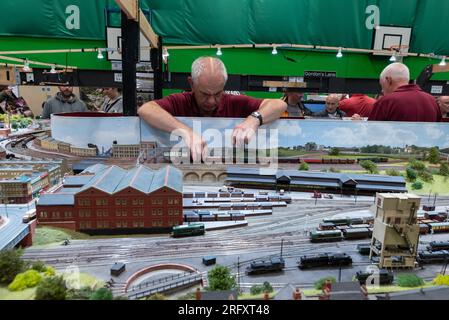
[0,67,16,86]
[106,27,151,62]
[304,71,337,78]
[431,86,443,95]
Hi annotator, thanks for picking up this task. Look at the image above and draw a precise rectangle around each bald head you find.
[379,63,410,94]
[189,57,229,116]
[438,96,449,116]
[325,94,340,113]
[191,56,228,85]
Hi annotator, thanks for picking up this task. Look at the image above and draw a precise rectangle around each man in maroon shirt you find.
[339,94,376,117]
[138,57,287,162]
[369,63,441,122]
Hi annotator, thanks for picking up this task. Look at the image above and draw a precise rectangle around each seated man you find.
[282,91,312,117]
[312,94,346,119]
[100,87,123,113]
[438,96,449,118]
[42,86,88,119]
[138,56,287,162]
[369,63,441,122]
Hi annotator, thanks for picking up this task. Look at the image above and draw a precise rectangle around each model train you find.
[171,223,205,238]
[22,209,37,223]
[427,241,449,251]
[355,269,394,285]
[417,250,449,264]
[298,253,352,269]
[246,257,285,275]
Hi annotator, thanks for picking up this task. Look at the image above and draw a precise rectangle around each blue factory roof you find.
[38,194,75,206]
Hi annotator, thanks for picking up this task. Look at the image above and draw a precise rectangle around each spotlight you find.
[272,46,278,55]
[97,48,104,60]
[389,54,397,62]
[50,64,57,74]
[336,47,343,58]
[439,56,447,67]
[216,47,222,56]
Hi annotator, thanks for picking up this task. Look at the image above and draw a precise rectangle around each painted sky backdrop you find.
[51,115,449,151]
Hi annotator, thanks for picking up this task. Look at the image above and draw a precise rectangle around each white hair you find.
[191,56,228,84]
[380,62,410,82]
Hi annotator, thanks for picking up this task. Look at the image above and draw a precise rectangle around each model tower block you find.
[370,193,421,269]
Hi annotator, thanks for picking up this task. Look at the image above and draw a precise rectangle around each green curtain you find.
[0,0,448,55]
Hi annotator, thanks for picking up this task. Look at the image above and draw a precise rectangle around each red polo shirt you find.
[339,94,376,117]
[369,84,441,122]
[154,92,263,118]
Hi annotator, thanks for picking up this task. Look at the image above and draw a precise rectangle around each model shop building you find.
[36,164,183,235]
[226,167,407,196]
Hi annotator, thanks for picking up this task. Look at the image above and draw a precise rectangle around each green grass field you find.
[33,226,90,247]
[406,175,449,196]
[0,287,36,300]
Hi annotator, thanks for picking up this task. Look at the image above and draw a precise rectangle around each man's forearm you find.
[137,102,192,136]
[257,99,287,124]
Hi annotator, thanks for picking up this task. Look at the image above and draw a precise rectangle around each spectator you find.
[42,86,88,119]
[437,96,449,118]
[339,94,376,118]
[100,87,123,113]
[313,94,346,119]
[138,56,287,162]
[369,63,441,122]
[282,91,312,117]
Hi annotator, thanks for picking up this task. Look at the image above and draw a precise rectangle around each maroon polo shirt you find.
[369,84,441,122]
[339,94,376,117]
[154,92,263,118]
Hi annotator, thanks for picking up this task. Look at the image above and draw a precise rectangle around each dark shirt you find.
[154,92,262,117]
[369,84,441,122]
[313,108,347,119]
[339,94,376,117]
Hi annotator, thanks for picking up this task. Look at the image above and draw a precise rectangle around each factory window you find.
[52,212,60,219]
[139,199,144,205]
[168,198,180,205]
[64,212,72,218]
[168,209,173,216]
[116,211,121,217]
[122,221,128,228]
[40,211,48,218]
[116,221,122,228]
[96,199,108,206]
[151,198,163,205]
[139,221,144,228]
[173,210,180,216]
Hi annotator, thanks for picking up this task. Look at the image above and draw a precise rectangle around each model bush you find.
[89,287,113,300]
[0,249,27,285]
[359,160,379,174]
[406,168,418,182]
[419,170,434,183]
[146,293,167,300]
[386,169,400,176]
[411,181,423,190]
[433,274,449,286]
[409,160,427,172]
[314,276,336,290]
[397,274,424,288]
[427,147,440,164]
[262,281,273,293]
[299,163,309,171]
[31,261,47,273]
[207,265,236,291]
[250,284,264,295]
[35,276,67,300]
[8,270,42,291]
[439,162,449,177]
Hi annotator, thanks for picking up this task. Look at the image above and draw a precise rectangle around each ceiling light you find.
[22,59,31,72]
[336,47,343,58]
[389,53,397,62]
[272,46,278,55]
[50,64,57,74]
[216,47,222,56]
[439,56,447,67]
[97,48,104,60]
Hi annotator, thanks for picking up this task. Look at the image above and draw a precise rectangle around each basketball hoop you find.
[389,44,409,55]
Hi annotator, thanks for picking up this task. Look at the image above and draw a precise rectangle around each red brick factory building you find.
[36,164,183,235]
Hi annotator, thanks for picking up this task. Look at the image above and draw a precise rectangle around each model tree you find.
[0,249,27,285]
[35,276,67,300]
[89,287,113,300]
[299,162,309,171]
[427,147,440,164]
[439,162,449,177]
[207,265,236,291]
[328,147,340,156]
[359,160,379,174]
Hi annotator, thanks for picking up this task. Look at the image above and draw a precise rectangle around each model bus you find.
[22,209,37,223]
[172,223,205,238]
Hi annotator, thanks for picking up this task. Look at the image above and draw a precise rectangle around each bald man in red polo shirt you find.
[138,57,287,162]
[369,63,441,122]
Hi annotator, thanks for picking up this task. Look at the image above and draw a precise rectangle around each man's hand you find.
[232,116,260,147]
[180,129,208,163]
[351,114,363,121]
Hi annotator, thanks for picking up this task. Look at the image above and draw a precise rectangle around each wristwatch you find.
[250,111,263,126]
